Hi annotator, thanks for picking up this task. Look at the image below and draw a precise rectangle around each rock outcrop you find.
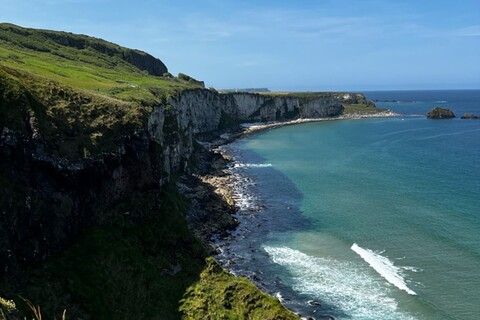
[427,107,455,119]
[461,113,480,119]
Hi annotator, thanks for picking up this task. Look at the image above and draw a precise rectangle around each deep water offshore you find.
[215,90,480,320]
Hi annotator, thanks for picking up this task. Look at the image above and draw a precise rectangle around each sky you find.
[1,0,479,91]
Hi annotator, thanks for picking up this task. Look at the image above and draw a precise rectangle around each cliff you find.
[0,24,374,319]
[0,72,353,276]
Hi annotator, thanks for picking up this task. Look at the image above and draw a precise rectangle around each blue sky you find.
[1,0,479,90]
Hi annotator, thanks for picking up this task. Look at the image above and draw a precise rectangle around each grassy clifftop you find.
[0,65,146,159]
[0,23,206,159]
[0,23,203,102]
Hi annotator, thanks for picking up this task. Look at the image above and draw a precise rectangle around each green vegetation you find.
[260,91,362,104]
[0,65,146,159]
[1,185,295,320]
[344,103,386,115]
[0,23,206,159]
[0,23,203,102]
[1,185,202,319]
[180,258,299,320]
[0,297,18,320]
[177,73,205,88]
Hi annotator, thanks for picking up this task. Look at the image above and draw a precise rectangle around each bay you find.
[217,90,480,320]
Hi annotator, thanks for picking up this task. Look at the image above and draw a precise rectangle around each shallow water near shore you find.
[216,90,480,320]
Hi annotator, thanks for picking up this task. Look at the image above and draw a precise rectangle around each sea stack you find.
[427,107,455,119]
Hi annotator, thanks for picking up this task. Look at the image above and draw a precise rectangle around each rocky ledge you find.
[427,107,455,119]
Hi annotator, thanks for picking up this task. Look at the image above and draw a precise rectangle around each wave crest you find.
[351,243,417,295]
[234,163,273,168]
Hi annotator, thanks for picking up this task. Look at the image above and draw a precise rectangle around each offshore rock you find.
[427,107,455,119]
[461,113,480,119]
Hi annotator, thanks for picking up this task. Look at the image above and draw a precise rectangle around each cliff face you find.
[167,89,360,132]
[0,86,357,279]
[150,89,354,176]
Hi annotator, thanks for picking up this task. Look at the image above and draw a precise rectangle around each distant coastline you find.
[206,108,400,147]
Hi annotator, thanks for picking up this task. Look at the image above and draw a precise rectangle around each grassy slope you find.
[343,103,387,114]
[0,24,299,320]
[0,23,200,102]
[0,23,203,159]
[0,66,146,159]
[180,258,299,320]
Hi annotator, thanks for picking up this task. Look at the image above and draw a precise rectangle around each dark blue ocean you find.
[216,90,480,320]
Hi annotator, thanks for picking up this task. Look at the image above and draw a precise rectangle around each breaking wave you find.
[264,246,418,320]
[233,163,273,168]
[351,243,417,295]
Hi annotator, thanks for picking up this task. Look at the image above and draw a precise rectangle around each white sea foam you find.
[264,246,418,320]
[275,292,284,303]
[351,243,417,295]
[234,163,273,168]
[227,170,259,211]
[230,185,257,211]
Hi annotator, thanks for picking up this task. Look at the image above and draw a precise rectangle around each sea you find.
[214,90,480,320]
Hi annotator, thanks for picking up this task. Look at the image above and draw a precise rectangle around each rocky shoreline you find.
[184,110,400,246]
[182,110,399,318]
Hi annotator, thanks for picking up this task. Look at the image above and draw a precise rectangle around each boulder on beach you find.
[427,107,455,119]
[461,113,480,119]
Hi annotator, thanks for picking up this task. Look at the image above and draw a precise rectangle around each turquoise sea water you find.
[217,90,480,320]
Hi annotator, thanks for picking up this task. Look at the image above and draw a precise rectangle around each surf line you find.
[233,163,273,168]
[351,243,417,295]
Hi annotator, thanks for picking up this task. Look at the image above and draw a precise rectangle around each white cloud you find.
[451,25,480,37]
